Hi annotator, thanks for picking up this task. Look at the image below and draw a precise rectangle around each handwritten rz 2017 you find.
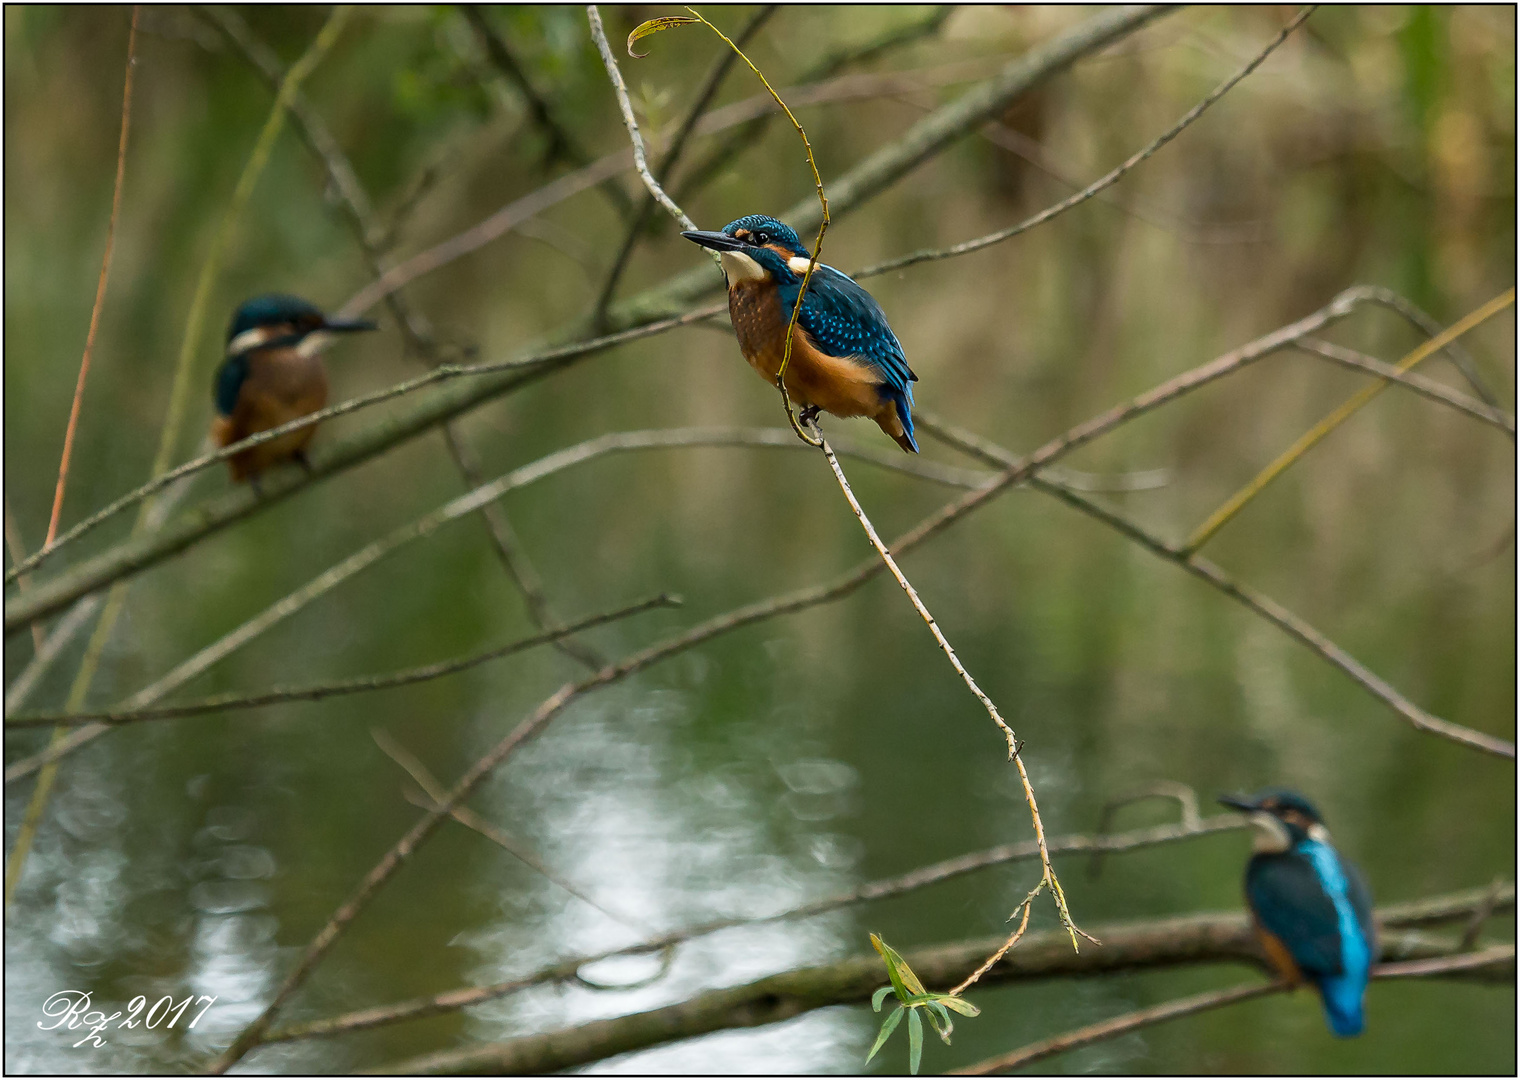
[38,991,218,1048]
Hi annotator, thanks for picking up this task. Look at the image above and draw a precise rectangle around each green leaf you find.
[872,986,895,1012]
[626,16,699,57]
[907,1006,924,1075]
[926,1000,953,1043]
[872,935,931,999]
[933,993,981,1017]
[870,934,912,1003]
[866,1005,904,1064]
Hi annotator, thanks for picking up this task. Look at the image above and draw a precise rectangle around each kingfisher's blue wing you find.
[213,355,249,417]
[788,264,916,395]
[1346,859,1376,954]
[1246,852,1346,976]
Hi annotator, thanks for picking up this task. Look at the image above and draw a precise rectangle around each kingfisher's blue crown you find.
[721,214,808,257]
[1250,789,1324,823]
[227,294,325,343]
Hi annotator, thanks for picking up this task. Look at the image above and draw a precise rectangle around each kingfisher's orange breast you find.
[213,347,328,481]
[725,282,893,424]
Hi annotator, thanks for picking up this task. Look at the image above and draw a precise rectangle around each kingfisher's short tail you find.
[878,389,919,453]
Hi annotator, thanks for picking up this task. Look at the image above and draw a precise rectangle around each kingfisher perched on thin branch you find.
[1219,789,1376,1037]
[211,294,376,486]
[682,215,919,453]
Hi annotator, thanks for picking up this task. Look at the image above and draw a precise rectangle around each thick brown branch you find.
[360,887,1513,1074]
[262,815,1247,1045]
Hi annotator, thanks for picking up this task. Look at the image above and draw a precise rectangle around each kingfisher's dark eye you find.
[753,231,770,245]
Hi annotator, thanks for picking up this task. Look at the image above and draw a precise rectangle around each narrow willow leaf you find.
[871,934,912,1002]
[930,990,978,1020]
[907,1006,924,1075]
[872,985,895,1012]
[934,994,981,1017]
[926,999,953,1043]
[866,1005,904,1063]
[875,936,929,998]
[626,16,699,57]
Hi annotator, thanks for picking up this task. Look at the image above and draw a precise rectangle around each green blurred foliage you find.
[4,5,1514,1073]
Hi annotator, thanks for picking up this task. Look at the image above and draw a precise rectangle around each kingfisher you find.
[1219,789,1376,1037]
[682,214,919,452]
[211,294,376,485]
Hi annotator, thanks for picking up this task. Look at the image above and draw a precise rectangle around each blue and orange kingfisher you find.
[683,215,919,452]
[1219,789,1376,1037]
[211,294,376,486]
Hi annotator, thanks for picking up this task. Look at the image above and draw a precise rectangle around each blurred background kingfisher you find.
[1219,789,1376,1037]
[211,294,376,486]
[683,214,919,453]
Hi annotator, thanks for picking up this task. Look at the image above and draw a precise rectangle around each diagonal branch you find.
[586,5,698,233]
[855,5,1316,280]
[1295,337,1515,436]
[6,594,677,729]
[593,5,776,321]
[915,414,1515,759]
[371,729,650,936]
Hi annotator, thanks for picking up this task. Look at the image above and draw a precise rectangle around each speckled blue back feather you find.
[777,264,918,449]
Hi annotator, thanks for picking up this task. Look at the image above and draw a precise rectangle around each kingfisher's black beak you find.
[1217,793,1259,813]
[682,229,745,253]
[321,316,378,333]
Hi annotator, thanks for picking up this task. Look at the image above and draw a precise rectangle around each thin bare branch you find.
[587,5,698,233]
[812,420,1086,952]
[1295,337,1515,437]
[5,499,48,655]
[7,595,676,729]
[672,6,955,204]
[916,414,1516,759]
[461,6,595,172]
[594,5,776,320]
[854,6,1316,280]
[4,425,981,781]
[955,945,1517,1075]
[1184,287,1515,553]
[371,729,650,935]
[3,306,723,598]
[4,597,102,715]
[1356,286,1501,405]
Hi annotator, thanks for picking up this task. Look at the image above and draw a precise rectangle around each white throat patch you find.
[1249,812,1293,853]
[720,250,768,284]
[226,325,280,357]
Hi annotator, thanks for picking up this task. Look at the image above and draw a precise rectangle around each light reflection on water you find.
[455,684,869,1072]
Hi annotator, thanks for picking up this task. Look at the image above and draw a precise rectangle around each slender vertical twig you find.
[4,9,351,914]
[592,5,777,322]
[44,6,139,550]
[810,420,1090,953]
[587,5,699,233]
